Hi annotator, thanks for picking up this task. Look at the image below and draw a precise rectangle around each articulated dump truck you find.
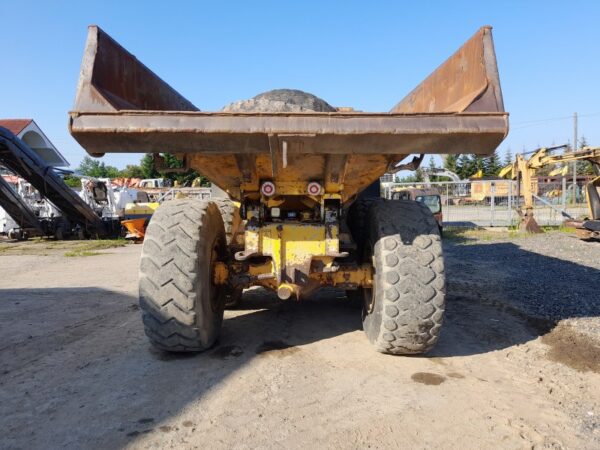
[69,26,508,354]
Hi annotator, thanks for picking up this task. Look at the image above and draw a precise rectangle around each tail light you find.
[261,181,275,197]
[307,182,322,195]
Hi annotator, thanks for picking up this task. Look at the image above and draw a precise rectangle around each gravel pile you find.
[222,89,336,112]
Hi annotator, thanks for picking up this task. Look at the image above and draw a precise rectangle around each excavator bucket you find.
[69,26,508,202]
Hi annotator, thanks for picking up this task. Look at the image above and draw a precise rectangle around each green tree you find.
[161,154,202,186]
[576,136,594,175]
[456,154,473,179]
[426,157,439,182]
[472,155,486,175]
[396,169,424,183]
[484,151,502,176]
[63,174,82,188]
[428,156,436,170]
[77,155,120,178]
[77,155,102,176]
[139,153,206,186]
[104,165,121,179]
[140,154,160,179]
[503,148,513,166]
[120,164,144,178]
[444,154,458,174]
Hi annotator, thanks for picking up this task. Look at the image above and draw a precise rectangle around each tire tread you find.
[366,199,446,355]
[139,199,225,352]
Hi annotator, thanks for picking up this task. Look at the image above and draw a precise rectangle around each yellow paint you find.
[325,224,339,256]
[244,227,260,255]
[260,223,329,279]
[324,182,344,193]
[309,263,373,287]
[548,166,569,177]
[123,202,159,216]
[470,179,535,201]
[240,222,347,295]
[498,164,513,179]
[265,198,286,208]
[248,260,274,277]
[215,256,372,290]
[219,225,374,293]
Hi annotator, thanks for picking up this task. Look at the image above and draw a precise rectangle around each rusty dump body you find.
[70,25,508,202]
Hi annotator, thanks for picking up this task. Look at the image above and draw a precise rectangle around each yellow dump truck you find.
[69,26,508,354]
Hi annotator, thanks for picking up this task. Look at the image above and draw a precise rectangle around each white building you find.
[0,119,69,236]
[0,119,69,167]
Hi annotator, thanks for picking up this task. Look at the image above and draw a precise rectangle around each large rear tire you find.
[347,197,384,260]
[346,197,384,305]
[212,198,241,246]
[139,199,227,352]
[362,200,445,355]
[212,198,243,308]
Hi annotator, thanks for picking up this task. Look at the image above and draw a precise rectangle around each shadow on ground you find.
[0,240,599,448]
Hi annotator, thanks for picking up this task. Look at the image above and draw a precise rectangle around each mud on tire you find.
[139,199,227,352]
[362,199,445,354]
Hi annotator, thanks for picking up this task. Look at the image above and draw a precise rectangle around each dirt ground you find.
[1,232,599,449]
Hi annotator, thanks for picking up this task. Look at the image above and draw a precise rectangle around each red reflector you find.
[261,181,275,196]
[307,182,322,195]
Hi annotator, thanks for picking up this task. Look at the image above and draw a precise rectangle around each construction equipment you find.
[121,202,160,242]
[422,168,463,184]
[0,127,110,238]
[469,178,527,203]
[0,176,44,239]
[78,176,144,219]
[69,25,508,354]
[120,186,213,241]
[501,145,600,237]
[138,178,171,189]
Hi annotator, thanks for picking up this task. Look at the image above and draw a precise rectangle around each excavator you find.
[500,145,600,239]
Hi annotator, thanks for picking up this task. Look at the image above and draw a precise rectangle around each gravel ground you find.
[445,230,600,338]
[0,232,599,449]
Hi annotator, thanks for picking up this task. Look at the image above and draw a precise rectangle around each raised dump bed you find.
[70,26,507,202]
[69,26,508,355]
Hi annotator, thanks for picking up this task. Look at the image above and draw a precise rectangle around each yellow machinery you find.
[121,202,160,242]
[69,26,508,354]
[469,178,537,202]
[501,146,600,236]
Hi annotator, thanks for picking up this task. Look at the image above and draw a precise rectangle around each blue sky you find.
[2,1,599,170]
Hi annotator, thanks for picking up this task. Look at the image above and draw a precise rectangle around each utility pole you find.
[572,112,578,204]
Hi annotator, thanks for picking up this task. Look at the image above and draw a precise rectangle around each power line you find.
[511,112,600,130]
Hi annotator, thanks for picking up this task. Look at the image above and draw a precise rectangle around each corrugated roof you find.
[0,119,33,136]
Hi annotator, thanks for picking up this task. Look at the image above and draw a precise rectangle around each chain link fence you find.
[382,178,590,227]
